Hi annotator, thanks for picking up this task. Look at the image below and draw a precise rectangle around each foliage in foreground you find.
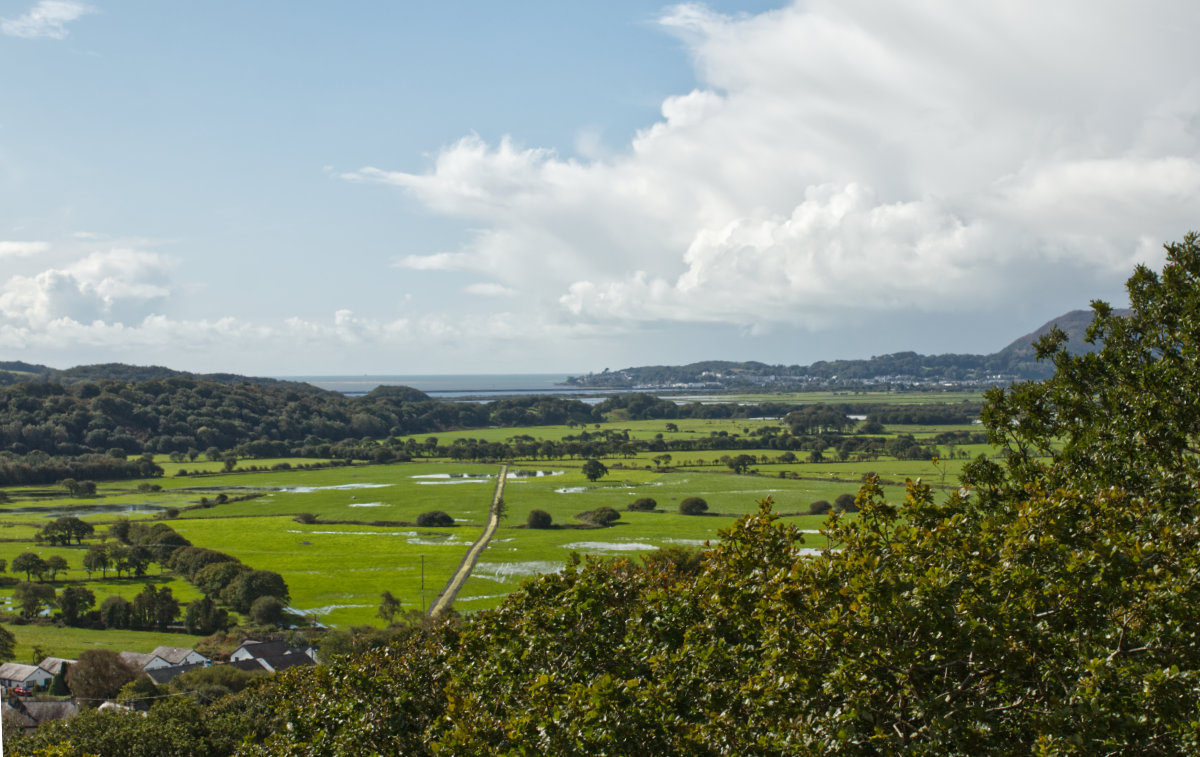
[12,234,1200,754]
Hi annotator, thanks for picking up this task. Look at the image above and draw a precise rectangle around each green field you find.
[0,413,1009,657]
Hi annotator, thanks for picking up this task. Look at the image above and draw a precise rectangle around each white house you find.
[119,651,172,672]
[150,646,208,667]
[0,662,54,691]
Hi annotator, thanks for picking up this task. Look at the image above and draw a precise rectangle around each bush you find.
[578,507,620,526]
[250,595,287,626]
[834,493,858,513]
[627,497,657,511]
[526,509,553,529]
[679,497,708,515]
[293,513,318,524]
[808,500,831,515]
[416,511,454,527]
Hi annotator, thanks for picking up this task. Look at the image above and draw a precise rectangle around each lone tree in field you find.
[628,497,657,512]
[679,497,708,515]
[833,493,858,513]
[581,459,608,482]
[417,511,455,527]
[377,590,402,624]
[526,509,553,529]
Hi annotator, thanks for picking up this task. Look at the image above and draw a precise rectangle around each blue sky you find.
[2,1,1198,376]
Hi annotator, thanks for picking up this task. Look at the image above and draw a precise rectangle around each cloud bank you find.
[350,0,1200,332]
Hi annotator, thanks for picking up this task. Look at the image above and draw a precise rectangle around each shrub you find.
[578,507,620,526]
[834,493,858,513]
[627,497,657,511]
[679,497,708,515]
[294,513,318,524]
[808,500,831,515]
[416,511,454,527]
[250,595,287,626]
[527,509,553,529]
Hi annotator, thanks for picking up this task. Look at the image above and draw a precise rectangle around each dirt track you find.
[428,463,507,617]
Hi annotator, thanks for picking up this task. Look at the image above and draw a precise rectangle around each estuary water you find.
[280,373,602,399]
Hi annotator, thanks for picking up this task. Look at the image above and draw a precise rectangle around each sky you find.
[2,1,1199,377]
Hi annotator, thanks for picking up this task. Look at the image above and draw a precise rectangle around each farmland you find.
[0,407,1000,660]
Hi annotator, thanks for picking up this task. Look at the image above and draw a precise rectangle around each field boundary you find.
[429,464,507,617]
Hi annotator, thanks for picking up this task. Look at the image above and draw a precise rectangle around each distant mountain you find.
[567,309,1123,390]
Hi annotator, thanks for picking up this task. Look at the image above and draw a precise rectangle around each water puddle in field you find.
[555,487,587,494]
[472,561,565,582]
[506,470,564,479]
[662,538,708,546]
[562,541,659,552]
[291,603,373,616]
[287,529,413,537]
[347,502,387,508]
[292,566,413,575]
[416,480,490,485]
[407,534,470,546]
[455,594,511,603]
[282,483,392,494]
[412,473,491,480]
[0,504,166,519]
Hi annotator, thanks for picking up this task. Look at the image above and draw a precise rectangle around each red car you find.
[11,685,32,696]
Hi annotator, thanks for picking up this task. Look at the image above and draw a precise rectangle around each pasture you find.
[0,412,1006,657]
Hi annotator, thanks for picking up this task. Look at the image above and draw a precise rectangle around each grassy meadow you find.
[0,410,1004,657]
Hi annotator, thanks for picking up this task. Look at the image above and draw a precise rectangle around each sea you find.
[279,373,608,400]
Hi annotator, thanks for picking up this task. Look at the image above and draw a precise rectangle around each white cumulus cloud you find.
[0,241,49,258]
[2,1,91,39]
[348,0,1200,334]
[0,248,174,327]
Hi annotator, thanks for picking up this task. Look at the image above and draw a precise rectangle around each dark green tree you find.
[67,649,138,705]
[416,510,454,527]
[13,582,55,618]
[679,496,708,515]
[58,586,96,626]
[184,596,229,635]
[12,551,47,581]
[526,509,553,529]
[0,624,14,661]
[581,459,608,482]
[250,595,287,626]
[49,662,70,696]
[726,453,757,474]
[377,590,402,625]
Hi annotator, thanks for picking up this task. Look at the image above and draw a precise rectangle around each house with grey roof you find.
[0,662,53,692]
[229,639,316,673]
[144,662,206,686]
[119,651,171,672]
[37,657,75,677]
[2,699,79,730]
[151,646,208,667]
